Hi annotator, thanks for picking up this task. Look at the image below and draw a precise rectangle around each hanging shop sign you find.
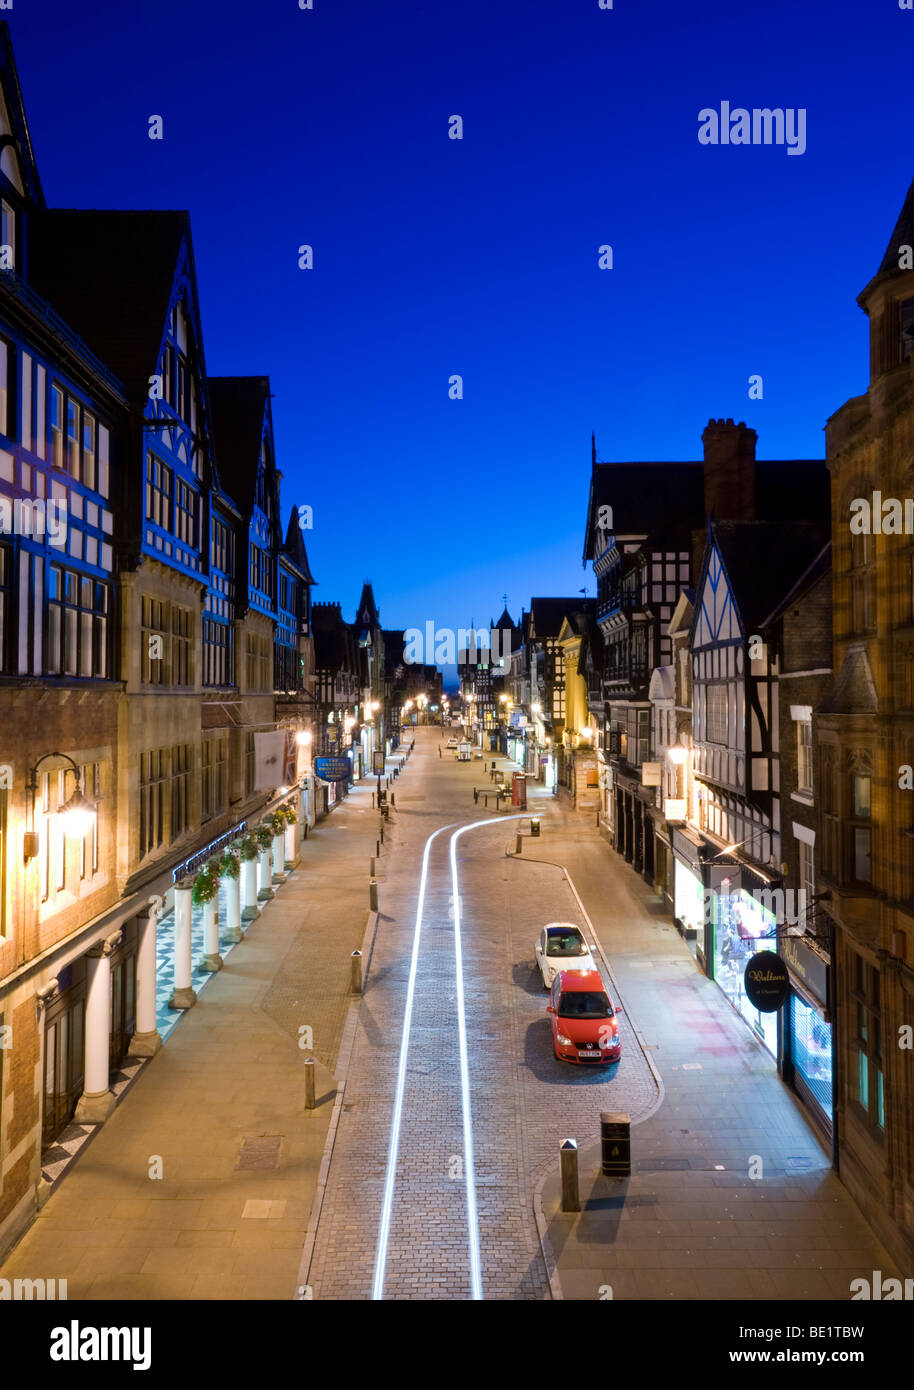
[314,756,351,783]
[744,951,791,1012]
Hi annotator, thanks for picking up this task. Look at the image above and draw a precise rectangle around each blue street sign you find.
[314,756,351,783]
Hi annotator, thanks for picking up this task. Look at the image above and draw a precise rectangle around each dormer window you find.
[900,298,914,364]
[0,198,15,271]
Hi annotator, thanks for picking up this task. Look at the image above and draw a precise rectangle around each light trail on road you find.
[371,810,531,1301]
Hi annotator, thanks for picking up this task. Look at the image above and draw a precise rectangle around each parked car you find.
[446,737,458,748]
[547,970,622,1065]
[534,922,597,989]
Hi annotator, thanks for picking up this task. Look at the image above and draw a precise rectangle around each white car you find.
[446,737,458,748]
[534,922,598,989]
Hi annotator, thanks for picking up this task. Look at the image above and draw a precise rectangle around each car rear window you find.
[545,931,588,957]
[558,990,612,1018]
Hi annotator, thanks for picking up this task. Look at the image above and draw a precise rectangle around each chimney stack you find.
[702,418,757,523]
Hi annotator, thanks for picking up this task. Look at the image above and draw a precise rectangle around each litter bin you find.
[601,1111,631,1177]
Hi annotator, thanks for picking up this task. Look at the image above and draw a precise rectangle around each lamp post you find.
[23,753,97,862]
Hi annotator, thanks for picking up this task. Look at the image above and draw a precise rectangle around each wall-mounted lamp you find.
[24,753,97,863]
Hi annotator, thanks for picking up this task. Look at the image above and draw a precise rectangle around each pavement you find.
[522,811,903,1301]
[0,765,398,1300]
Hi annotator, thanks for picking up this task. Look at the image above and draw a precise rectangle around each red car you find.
[547,969,622,1065]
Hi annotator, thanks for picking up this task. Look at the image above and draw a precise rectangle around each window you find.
[245,731,255,795]
[707,683,728,744]
[796,718,813,794]
[820,746,839,878]
[0,542,8,673]
[246,632,270,691]
[146,454,171,529]
[175,478,196,547]
[139,748,168,857]
[79,763,100,881]
[851,772,872,884]
[50,385,63,468]
[203,618,231,687]
[141,595,167,685]
[798,839,815,929]
[850,953,884,1132]
[171,604,193,686]
[201,737,227,822]
[47,566,109,678]
[1,197,16,270]
[81,411,96,490]
[0,337,10,437]
[212,517,232,573]
[899,297,914,364]
[171,744,192,840]
[249,544,273,600]
[66,398,79,476]
[850,529,875,633]
[35,364,46,461]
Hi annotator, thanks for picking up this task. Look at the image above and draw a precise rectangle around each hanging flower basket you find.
[255,824,274,852]
[238,835,258,861]
[219,848,240,879]
[278,804,297,826]
[192,864,220,906]
[267,812,286,837]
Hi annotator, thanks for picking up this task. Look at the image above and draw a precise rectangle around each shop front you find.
[507,732,526,767]
[671,826,707,963]
[42,958,87,1148]
[780,932,833,1145]
[710,868,779,1057]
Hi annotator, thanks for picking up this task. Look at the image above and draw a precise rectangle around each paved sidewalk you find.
[0,771,397,1300]
[518,795,902,1301]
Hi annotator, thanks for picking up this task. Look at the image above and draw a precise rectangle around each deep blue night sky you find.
[11,0,913,680]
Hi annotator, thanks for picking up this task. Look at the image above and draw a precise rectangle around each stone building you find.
[816,175,914,1267]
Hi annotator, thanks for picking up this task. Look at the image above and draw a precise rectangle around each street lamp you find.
[24,753,97,863]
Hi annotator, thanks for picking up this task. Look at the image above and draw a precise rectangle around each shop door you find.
[110,950,137,1071]
[43,991,86,1147]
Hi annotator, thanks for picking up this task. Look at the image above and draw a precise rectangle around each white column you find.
[257,845,274,900]
[169,880,196,1010]
[241,856,260,920]
[129,909,162,1057]
[272,831,287,884]
[223,871,243,942]
[200,894,223,972]
[284,820,297,869]
[74,937,117,1124]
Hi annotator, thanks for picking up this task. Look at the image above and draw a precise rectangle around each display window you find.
[790,993,833,1119]
[713,885,778,1055]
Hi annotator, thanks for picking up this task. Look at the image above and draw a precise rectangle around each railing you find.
[172,822,248,883]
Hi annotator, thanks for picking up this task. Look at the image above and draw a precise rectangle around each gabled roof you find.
[583,461,704,562]
[709,522,829,634]
[528,597,587,640]
[557,601,598,641]
[759,542,831,630]
[208,377,270,514]
[668,588,696,636]
[282,506,317,586]
[27,209,190,399]
[858,175,914,305]
[0,23,44,206]
[492,606,516,632]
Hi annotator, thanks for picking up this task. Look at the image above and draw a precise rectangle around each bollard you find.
[370,857,376,877]
[484,793,488,807]
[380,824,385,843]
[391,793,395,806]
[304,1057,316,1111]
[376,838,380,857]
[369,878,379,911]
[351,949,363,994]
[560,1138,580,1212]
[515,833,523,854]
[473,788,478,803]
[601,1112,631,1178]
[371,792,375,809]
